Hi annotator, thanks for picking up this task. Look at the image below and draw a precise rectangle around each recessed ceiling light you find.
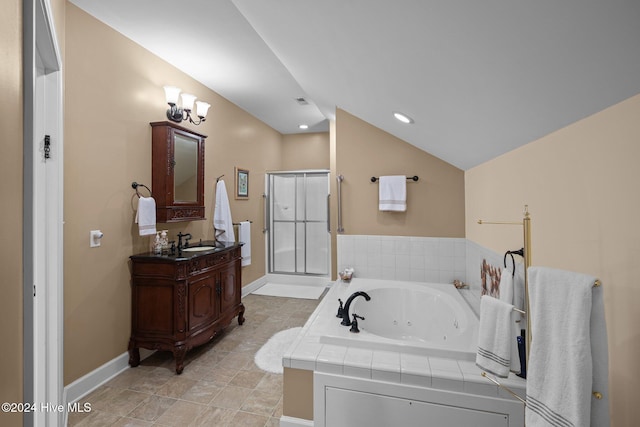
[393,111,414,124]
[299,124,309,130]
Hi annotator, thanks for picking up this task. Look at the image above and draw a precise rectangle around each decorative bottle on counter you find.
[160,230,169,253]
[153,232,162,254]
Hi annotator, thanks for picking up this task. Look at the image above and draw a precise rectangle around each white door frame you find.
[24,0,64,426]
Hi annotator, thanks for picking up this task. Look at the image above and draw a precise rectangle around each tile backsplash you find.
[337,235,466,284]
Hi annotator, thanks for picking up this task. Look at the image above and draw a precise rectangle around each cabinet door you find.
[218,261,240,315]
[188,271,219,332]
[132,278,176,335]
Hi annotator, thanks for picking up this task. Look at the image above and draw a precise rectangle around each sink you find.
[181,246,216,252]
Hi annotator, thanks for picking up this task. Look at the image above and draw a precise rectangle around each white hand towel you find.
[499,268,514,305]
[238,221,251,267]
[498,269,521,374]
[378,175,406,211]
[476,295,513,378]
[135,196,156,236]
[513,269,525,313]
[526,267,606,427]
[213,180,235,243]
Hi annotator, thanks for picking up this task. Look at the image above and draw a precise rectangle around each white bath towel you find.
[526,267,608,427]
[498,268,521,374]
[476,295,513,378]
[135,196,156,236]
[238,221,251,267]
[590,284,610,427]
[378,175,406,211]
[213,180,235,243]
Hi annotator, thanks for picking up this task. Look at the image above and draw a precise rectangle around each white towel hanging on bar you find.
[378,175,406,211]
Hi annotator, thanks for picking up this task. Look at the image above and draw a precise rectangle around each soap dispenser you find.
[153,232,162,254]
[160,230,169,253]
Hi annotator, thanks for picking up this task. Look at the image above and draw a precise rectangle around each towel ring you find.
[132,182,152,198]
[503,248,524,277]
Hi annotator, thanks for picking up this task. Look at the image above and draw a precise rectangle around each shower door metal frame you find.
[265,170,330,277]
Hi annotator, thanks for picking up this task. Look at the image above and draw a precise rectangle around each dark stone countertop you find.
[130,240,243,262]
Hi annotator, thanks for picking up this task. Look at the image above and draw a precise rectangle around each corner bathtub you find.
[286,277,525,427]
[307,278,479,361]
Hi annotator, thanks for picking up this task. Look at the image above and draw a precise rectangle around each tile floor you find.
[69,293,324,427]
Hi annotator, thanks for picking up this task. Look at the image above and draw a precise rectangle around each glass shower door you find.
[268,171,329,276]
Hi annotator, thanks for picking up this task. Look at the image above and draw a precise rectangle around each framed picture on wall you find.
[235,167,249,199]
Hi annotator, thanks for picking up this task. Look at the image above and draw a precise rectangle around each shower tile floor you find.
[69,292,324,427]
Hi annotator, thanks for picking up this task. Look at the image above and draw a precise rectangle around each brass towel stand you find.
[478,205,603,405]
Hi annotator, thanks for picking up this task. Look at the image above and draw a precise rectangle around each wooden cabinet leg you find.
[237,303,245,325]
[128,343,140,367]
[174,345,187,374]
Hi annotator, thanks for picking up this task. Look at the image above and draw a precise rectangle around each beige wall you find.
[281,132,330,170]
[0,1,24,426]
[50,0,65,58]
[465,93,640,427]
[335,109,465,237]
[63,4,283,384]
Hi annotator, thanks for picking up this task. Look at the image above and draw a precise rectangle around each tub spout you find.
[341,291,371,326]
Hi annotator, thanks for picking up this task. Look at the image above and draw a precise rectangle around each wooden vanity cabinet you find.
[128,245,244,374]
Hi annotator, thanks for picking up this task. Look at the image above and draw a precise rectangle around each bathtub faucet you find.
[341,291,371,326]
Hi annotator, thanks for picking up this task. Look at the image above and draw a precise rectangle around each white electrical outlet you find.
[90,230,104,247]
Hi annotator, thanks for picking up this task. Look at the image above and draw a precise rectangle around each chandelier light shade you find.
[163,85,210,125]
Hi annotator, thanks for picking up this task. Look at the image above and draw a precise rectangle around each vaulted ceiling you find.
[69,0,640,170]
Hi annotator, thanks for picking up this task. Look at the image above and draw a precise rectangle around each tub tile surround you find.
[464,239,526,317]
[284,280,527,408]
[337,235,466,284]
[338,234,525,317]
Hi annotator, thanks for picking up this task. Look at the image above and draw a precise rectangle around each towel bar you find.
[370,175,418,182]
[482,372,604,405]
[481,372,526,405]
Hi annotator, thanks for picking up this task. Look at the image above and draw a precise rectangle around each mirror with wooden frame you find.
[151,121,206,222]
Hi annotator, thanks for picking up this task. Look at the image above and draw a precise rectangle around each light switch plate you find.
[90,230,103,247]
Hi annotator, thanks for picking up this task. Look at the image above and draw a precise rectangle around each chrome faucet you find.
[341,291,371,326]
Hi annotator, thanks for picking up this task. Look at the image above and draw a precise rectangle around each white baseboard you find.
[280,415,314,427]
[64,348,154,404]
[242,275,268,296]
